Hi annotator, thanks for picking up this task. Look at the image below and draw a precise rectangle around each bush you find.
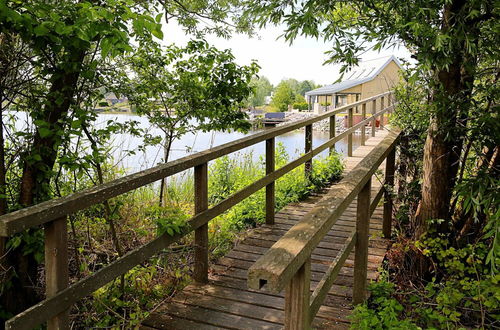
[350,280,419,330]
[293,102,309,111]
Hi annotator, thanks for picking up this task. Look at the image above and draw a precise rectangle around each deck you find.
[142,129,391,330]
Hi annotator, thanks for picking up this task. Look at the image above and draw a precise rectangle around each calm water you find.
[96,114,362,173]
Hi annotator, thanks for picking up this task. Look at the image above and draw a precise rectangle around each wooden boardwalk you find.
[142,130,391,330]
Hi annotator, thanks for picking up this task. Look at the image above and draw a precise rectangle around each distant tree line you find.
[246,77,318,111]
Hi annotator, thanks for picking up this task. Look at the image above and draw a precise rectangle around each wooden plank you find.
[171,291,284,324]
[208,275,354,299]
[309,233,356,321]
[383,147,396,238]
[285,258,310,330]
[44,217,69,330]
[248,130,399,294]
[329,115,336,155]
[371,99,376,137]
[305,124,313,178]
[266,138,275,225]
[347,108,353,157]
[5,231,182,330]
[194,163,209,284]
[0,92,392,236]
[149,302,282,330]
[183,283,352,322]
[142,314,220,330]
[353,178,371,305]
[361,103,366,146]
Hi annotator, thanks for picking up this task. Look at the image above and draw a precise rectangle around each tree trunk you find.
[1,48,86,317]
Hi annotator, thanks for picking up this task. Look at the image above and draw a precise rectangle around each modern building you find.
[305,56,402,115]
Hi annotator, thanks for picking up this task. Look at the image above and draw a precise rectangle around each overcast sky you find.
[162,22,412,86]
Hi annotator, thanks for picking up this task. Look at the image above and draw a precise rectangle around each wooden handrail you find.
[247,129,400,329]
[3,91,394,330]
[247,130,399,293]
[0,92,391,236]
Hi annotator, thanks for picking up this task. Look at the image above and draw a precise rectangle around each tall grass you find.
[75,143,344,327]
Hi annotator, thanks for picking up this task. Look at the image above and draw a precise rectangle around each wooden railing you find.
[0,92,394,329]
[247,129,400,330]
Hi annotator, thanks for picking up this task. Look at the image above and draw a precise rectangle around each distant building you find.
[104,92,128,105]
[305,56,402,115]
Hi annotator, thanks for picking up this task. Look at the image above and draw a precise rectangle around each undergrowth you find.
[71,143,344,327]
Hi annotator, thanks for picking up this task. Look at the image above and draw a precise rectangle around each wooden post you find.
[387,93,393,121]
[266,138,275,225]
[194,163,209,284]
[361,103,366,146]
[285,258,311,330]
[383,147,396,238]
[347,108,353,157]
[45,217,69,330]
[380,96,385,129]
[329,115,336,155]
[371,99,376,137]
[353,178,371,305]
[305,124,312,177]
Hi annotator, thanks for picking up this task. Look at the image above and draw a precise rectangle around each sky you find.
[161,22,412,86]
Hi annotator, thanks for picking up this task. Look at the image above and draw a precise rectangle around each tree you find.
[0,0,257,316]
[298,80,316,96]
[243,0,498,242]
[120,40,258,205]
[271,80,296,111]
[247,76,273,107]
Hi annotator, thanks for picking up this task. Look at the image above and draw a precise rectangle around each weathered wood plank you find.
[266,137,275,225]
[149,302,282,330]
[285,258,310,329]
[353,179,371,304]
[247,130,399,293]
[383,147,396,238]
[0,93,392,236]
[44,217,69,330]
[194,163,209,284]
[309,233,356,321]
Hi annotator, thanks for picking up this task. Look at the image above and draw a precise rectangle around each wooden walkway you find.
[142,130,391,330]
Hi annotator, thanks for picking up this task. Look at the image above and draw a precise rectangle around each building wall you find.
[360,60,401,99]
[310,59,401,115]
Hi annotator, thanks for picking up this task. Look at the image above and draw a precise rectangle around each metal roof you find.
[306,56,402,96]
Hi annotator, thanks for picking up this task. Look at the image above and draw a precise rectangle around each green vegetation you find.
[247,76,273,107]
[271,80,296,111]
[244,0,498,328]
[0,0,260,317]
[69,146,344,327]
[270,79,317,111]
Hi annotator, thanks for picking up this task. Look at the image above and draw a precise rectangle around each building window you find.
[336,95,347,107]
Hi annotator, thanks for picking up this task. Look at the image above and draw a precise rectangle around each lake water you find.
[96,114,362,173]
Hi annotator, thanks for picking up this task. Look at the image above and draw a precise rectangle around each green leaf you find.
[34,24,50,36]
[39,127,53,138]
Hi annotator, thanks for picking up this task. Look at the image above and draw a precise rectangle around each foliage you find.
[206,144,344,257]
[293,102,309,111]
[148,205,189,236]
[121,40,259,162]
[350,281,419,330]
[247,75,273,107]
[415,234,499,328]
[271,80,296,111]
[297,80,316,96]
[0,0,260,318]
[87,262,189,328]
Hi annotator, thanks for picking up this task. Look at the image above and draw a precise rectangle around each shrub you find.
[293,102,309,111]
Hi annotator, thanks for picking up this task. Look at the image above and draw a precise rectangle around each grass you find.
[70,143,345,327]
